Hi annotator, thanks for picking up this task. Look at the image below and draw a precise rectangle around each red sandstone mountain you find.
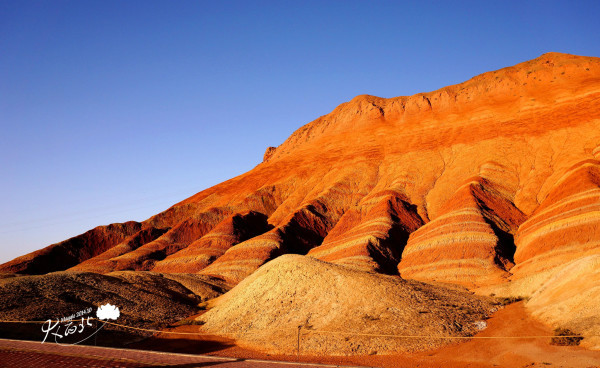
[4,52,598,283]
[3,51,600,350]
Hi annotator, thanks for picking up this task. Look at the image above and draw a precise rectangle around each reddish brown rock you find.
[308,191,423,274]
[199,201,337,284]
[263,146,277,162]
[103,209,228,271]
[512,158,600,278]
[2,52,600,292]
[151,211,271,273]
[398,173,526,288]
[70,227,169,273]
[0,222,142,274]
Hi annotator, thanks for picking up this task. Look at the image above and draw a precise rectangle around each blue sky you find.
[1,0,599,263]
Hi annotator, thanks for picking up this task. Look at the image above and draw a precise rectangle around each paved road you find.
[0,339,366,368]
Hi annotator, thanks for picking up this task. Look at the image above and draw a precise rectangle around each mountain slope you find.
[2,52,600,294]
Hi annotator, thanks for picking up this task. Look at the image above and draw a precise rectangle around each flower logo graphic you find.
[96,303,120,320]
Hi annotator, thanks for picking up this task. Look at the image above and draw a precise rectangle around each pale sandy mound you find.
[198,254,496,355]
[526,255,600,350]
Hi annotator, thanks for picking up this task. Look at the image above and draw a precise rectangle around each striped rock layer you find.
[199,201,337,284]
[398,174,525,288]
[2,52,600,292]
[512,158,600,278]
[308,191,423,274]
[151,211,271,274]
[0,222,143,275]
[71,227,170,273]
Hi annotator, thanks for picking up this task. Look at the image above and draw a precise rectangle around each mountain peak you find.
[261,53,599,164]
[2,53,600,297]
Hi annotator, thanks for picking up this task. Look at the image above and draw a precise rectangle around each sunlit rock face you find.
[2,53,600,293]
[512,159,600,278]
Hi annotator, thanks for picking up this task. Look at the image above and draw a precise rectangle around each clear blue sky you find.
[1,0,599,263]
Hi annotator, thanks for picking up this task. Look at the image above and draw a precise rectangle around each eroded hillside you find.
[2,52,600,349]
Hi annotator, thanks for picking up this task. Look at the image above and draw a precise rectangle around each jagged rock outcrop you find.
[263,146,277,162]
